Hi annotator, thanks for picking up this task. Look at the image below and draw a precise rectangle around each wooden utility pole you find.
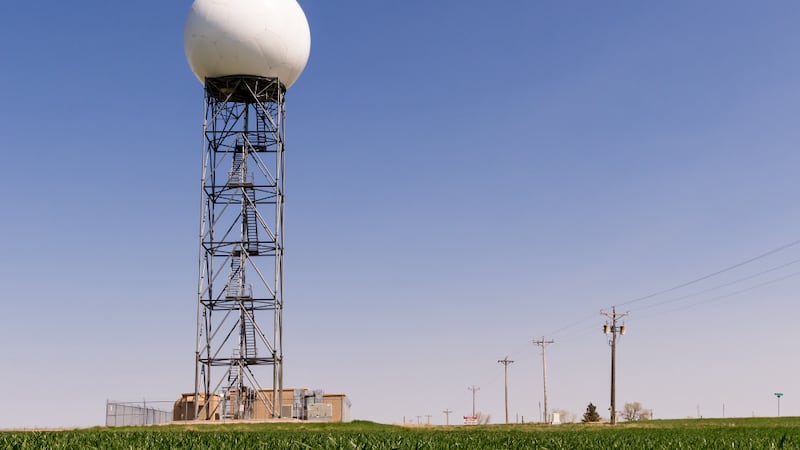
[443,409,452,425]
[498,357,515,424]
[601,306,628,425]
[532,337,555,424]
[468,385,480,417]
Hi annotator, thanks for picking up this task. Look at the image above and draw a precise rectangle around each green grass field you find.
[3,417,800,449]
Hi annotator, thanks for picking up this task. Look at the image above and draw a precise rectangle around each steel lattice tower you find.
[195,76,286,420]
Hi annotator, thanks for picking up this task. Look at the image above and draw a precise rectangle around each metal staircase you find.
[243,189,260,255]
[229,145,248,186]
[242,306,257,359]
[226,256,243,299]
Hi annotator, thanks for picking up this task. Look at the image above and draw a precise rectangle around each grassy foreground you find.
[3,417,800,449]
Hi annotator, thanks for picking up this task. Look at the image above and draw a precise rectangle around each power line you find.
[543,312,600,339]
[659,270,800,315]
[547,256,800,343]
[545,266,800,345]
[615,238,800,309]
[631,257,800,314]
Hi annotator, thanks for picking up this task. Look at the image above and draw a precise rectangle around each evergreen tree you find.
[582,403,601,423]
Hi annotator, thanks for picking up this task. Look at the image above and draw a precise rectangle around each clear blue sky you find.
[1,0,799,427]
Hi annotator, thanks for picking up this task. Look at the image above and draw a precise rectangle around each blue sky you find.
[1,0,800,427]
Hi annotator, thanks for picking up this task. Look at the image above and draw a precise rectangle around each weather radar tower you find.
[184,0,310,420]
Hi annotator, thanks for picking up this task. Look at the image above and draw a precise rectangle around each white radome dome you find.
[184,0,311,89]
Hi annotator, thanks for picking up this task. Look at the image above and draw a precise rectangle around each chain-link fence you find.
[105,400,173,427]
